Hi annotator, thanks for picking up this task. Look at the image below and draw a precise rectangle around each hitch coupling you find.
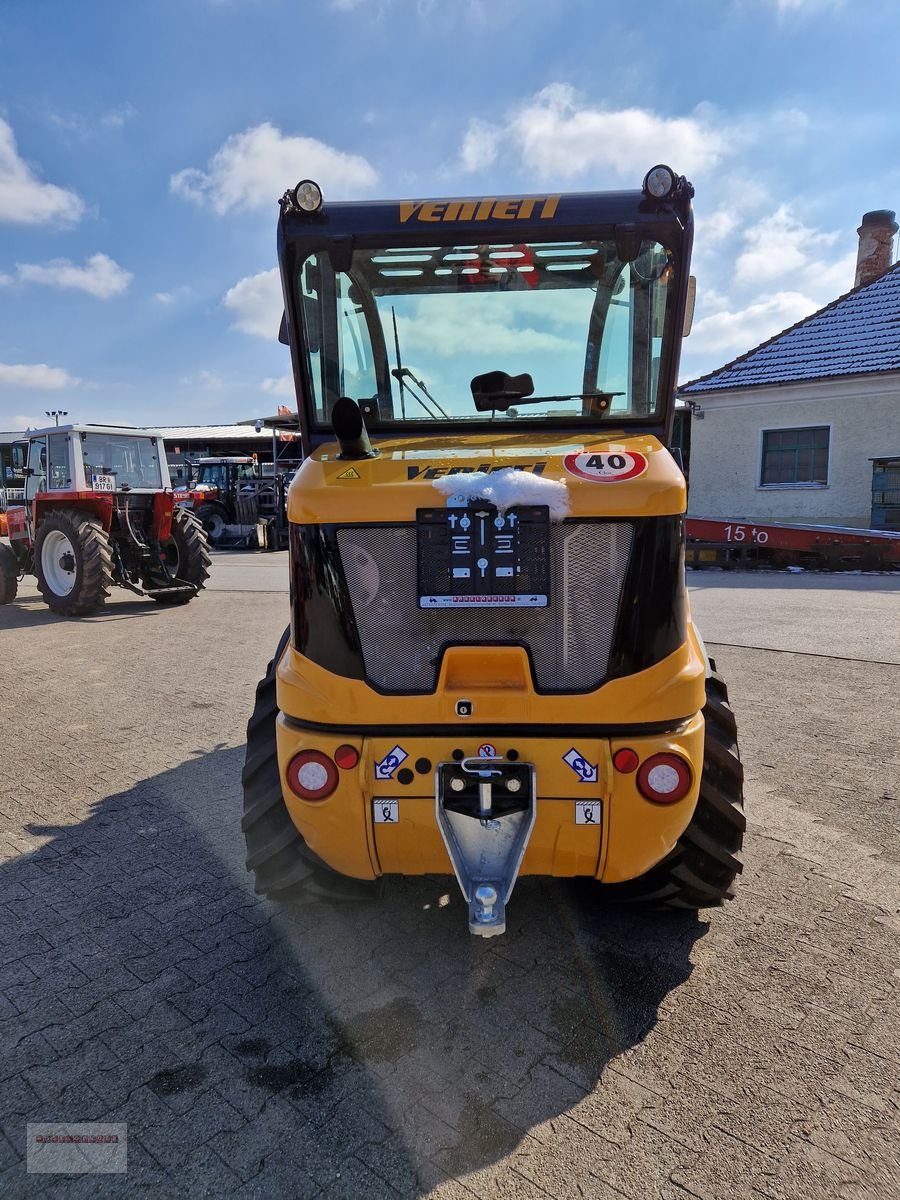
[435,757,536,937]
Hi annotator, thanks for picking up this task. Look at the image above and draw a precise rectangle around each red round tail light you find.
[334,744,359,770]
[636,753,692,804]
[612,747,639,773]
[286,750,339,801]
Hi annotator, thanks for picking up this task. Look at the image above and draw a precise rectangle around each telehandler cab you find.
[242,167,744,936]
[0,424,211,615]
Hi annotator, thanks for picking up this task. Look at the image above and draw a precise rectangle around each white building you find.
[681,211,900,530]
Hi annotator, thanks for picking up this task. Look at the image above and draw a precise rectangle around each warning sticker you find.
[563,451,648,483]
[478,743,497,758]
[375,745,408,781]
[374,799,398,823]
[575,800,601,825]
[563,748,598,783]
[336,467,361,480]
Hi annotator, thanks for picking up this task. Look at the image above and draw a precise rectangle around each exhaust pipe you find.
[332,397,376,460]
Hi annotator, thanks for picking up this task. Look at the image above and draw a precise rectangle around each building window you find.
[760,426,829,487]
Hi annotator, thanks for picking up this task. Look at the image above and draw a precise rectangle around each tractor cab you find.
[0,436,27,505]
[194,456,259,494]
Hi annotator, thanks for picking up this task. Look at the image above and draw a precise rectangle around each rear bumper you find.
[274,712,704,884]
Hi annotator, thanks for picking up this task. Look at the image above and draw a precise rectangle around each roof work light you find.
[642,164,677,201]
[293,179,323,213]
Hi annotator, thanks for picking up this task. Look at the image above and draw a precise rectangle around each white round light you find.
[506,777,522,793]
[450,776,466,793]
[298,761,329,792]
[294,179,323,212]
[646,763,681,794]
[644,164,676,199]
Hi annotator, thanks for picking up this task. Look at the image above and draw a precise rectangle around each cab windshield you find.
[298,238,674,429]
[81,433,163,489]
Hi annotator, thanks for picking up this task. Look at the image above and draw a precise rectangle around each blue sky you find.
[1,0,898,431]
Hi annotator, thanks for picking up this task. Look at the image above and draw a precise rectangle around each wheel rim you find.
[204,512,225,539]
[41,530,77,596]
[164,537,181,575]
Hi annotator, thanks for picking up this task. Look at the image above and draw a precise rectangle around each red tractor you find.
[0,424,211,615]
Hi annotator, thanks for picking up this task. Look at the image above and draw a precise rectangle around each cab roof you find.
[279,187,691,246]
[23,424,163,440]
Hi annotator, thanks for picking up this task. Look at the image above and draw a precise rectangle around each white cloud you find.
[100,104,137,130]
[171,122,378,215]
[460,85,733,180]
[397,292,578,359]
[261,376,294,396]
[17,253,132,299]
[48,103,137,141]
[153,285,191,305]
[223,267,283,338]
[178,370,225,390]
[0,118,85,225]
[735,205,833,285]
[0,272,12,286]
[768,0,843,12]
[460,120,501,172]
[686,290,819,358]
[0,362,80,390]
[4,414,45,430]
[734,204,856,296]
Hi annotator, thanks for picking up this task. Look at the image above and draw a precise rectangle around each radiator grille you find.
[336,521,633,693]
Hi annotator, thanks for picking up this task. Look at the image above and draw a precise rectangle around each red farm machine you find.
[0,424,211,615]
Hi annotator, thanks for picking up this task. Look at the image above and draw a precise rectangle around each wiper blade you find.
[516,392,624,404]
[390,305,450,419]
[477,391,624,413]
[390,367,450,420]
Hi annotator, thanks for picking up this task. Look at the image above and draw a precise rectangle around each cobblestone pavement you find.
[1,562,898,1199]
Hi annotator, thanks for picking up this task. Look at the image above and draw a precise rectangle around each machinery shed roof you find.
[152,424,274,440]
[681,262,900,394]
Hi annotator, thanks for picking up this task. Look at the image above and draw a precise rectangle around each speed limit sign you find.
[563,451,648,482]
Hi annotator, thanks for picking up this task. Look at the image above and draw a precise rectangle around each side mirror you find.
[683,276,697,337]
[471,371,535,412]
[278,312,290,346]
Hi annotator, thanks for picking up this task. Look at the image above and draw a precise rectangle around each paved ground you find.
[1,556,898,1199]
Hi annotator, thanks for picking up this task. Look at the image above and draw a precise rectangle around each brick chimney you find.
[855,210,897,288]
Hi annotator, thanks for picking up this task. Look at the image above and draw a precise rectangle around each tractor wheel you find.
[153,508,212,605]
[599,664,745,909]
[195,502,228,544]
[34,509,113,616]
[241,627,379,904]
[0,541,18,605]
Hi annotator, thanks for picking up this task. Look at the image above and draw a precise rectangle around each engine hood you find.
[287,430,685,524]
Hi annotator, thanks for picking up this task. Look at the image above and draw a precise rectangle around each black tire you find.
[153,508,212,605]
[34,509,113,616]
[599,663,745,909]
[195,502,229,543]
[241,627,379,904]
[0,541,18,605]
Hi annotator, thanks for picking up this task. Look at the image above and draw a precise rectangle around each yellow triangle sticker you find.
[336,467,361,480]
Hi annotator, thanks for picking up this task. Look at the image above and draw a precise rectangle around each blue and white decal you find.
[375,745,408,781]
[563,748,598,784]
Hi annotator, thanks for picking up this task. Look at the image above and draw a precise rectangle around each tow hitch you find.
[435,757,536,937]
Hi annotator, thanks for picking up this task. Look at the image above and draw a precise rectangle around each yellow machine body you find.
[274,430,707,885]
